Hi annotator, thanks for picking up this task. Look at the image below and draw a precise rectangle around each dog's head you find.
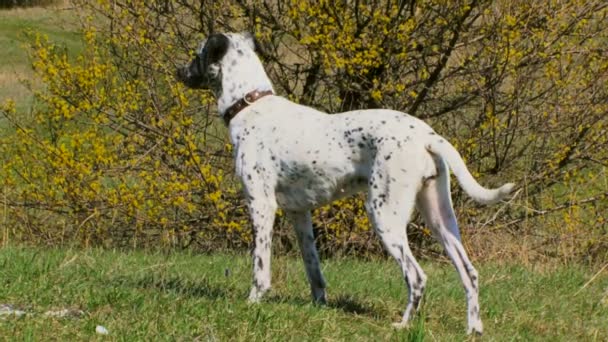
[176,33,229,90]
[176,32,261,91]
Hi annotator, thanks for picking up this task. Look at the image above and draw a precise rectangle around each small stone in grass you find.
[96,325,109,335]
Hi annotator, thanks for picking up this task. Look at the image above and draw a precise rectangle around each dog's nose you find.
[175,67,188,82]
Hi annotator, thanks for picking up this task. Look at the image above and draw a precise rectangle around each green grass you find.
[0,5,81,114]
[0,246,606,341]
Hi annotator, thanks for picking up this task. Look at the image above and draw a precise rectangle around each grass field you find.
[0,4,80,114]
[0,246,606,341]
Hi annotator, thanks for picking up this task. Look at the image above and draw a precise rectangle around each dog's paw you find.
[466,321,483,336]
[313,295,327,306]
[247,292,263,304]
[247,296,261,304]
[391,321,409,330]
[312,288,327,305]
[247,290,261,304]
[247,286,269,303]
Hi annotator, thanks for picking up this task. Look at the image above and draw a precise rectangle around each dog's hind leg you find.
[287,210,326,304]
[416,157,483,335]
[366,164,427,329]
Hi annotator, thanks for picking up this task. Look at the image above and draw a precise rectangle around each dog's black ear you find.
[203,33,230,65]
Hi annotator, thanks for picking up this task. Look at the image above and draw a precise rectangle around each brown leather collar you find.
[223,90,274,126]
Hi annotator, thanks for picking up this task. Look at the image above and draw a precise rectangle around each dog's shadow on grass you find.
[116,274,229,300]
[267,293,381,318]
[116,275,383,319]
[328,295,378,316]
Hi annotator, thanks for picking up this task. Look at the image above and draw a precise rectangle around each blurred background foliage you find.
[0,0,58,8]
[0,0,606,262]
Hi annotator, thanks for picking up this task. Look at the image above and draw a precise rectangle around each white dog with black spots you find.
[176,32,515,335]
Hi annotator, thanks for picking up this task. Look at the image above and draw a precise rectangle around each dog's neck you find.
[216,49,274,121]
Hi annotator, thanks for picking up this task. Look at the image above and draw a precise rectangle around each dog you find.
[176,32,514,335]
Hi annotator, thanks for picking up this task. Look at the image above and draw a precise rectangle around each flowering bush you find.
[1,10,248,249]
[1,0,606,260]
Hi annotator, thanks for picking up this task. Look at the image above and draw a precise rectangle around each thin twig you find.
[500,191,608,228]
[575,263,608,296]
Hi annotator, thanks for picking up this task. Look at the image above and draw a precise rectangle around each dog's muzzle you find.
[175,67,190,84]
[176,66,207,89]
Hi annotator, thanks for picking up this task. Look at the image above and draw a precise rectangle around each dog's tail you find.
[426,137,514,205]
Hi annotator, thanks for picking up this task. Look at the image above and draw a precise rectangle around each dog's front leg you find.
[246,197,277,303]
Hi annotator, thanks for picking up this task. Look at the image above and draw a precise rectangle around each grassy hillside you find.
[0,5,81,113]
[0,247,606,340]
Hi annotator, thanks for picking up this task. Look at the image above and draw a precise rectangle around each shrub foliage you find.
[1,0,607,260]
